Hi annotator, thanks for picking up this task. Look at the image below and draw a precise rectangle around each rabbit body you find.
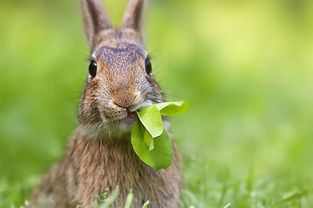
[30,131,180,208]
[30,0,181,207]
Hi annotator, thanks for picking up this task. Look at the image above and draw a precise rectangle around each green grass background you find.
[1,0,313,207]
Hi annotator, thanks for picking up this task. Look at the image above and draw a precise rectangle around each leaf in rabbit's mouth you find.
[131,101,188,170]
[120,112,137,126]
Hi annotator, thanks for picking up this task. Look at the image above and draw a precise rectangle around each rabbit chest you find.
[66,133,181,208]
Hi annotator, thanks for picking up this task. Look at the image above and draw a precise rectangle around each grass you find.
[1,0,313,207]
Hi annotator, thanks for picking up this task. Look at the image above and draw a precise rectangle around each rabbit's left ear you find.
[122,0,145,34]
[81,0,112,48]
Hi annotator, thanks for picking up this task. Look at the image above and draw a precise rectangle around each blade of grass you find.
[271,191,307,208]
[124,189,134,208]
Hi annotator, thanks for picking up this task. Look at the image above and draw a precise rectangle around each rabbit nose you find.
[112,92,135,109]
[113,99,133,108]
[111,81,136,108]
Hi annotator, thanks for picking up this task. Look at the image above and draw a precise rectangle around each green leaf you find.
[136,105,163,138]
[131,100,187,169]
[143,129,154,151]
[155,101,188,116]
[131,121,173,170]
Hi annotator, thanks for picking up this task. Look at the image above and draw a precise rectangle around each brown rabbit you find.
[29,0,181,207]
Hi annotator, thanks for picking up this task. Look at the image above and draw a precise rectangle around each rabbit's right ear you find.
[80,0,112,48]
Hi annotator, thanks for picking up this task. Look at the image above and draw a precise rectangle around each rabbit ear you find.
[122,0,145,32]
[81,0,112,48]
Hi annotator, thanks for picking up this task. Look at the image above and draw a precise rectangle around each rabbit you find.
[29,0,181,207]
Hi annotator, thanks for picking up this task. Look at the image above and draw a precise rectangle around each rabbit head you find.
[78,0,164,138]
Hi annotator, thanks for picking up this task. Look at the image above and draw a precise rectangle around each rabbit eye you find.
[145,57,152,75]
[89,60,97,78]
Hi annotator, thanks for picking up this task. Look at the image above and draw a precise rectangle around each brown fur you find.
[30,0,181,207]
[31,131,180,208]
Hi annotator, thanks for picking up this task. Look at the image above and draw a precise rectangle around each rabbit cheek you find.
[78,83,103,126]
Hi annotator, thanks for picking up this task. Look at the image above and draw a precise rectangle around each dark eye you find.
[89,60,97,78]
[145,57,152,75]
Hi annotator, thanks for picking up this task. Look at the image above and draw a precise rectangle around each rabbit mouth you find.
[80,100,154,139]
[117,100,153,128]
[120,112,137,127]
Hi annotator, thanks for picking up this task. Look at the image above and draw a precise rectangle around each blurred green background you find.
[1,0,313,207]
